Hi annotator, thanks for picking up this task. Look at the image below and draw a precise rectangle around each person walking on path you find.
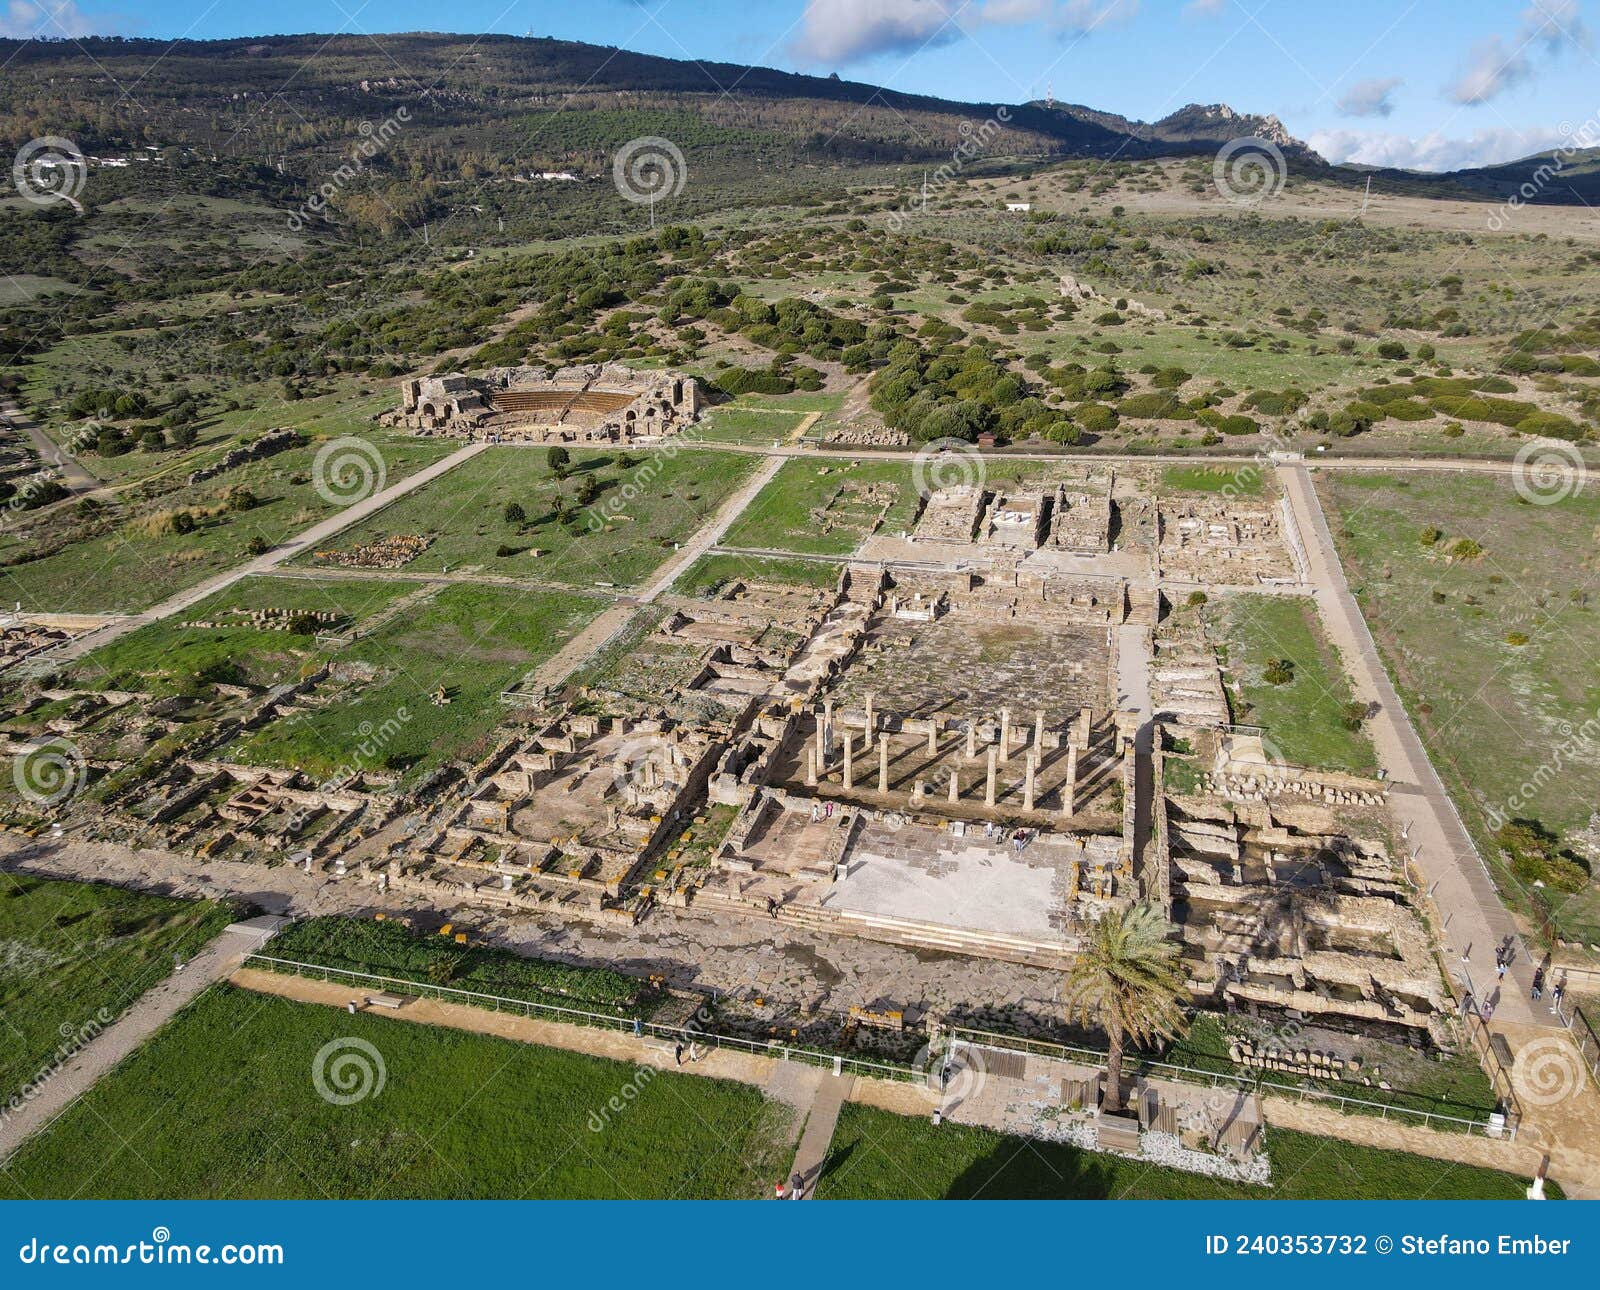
[1531,968,1545,1001]
[674,1042,685,1066]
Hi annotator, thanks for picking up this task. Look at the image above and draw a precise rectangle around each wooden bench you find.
[365,991,413,1010]
[848,1006,904,1032]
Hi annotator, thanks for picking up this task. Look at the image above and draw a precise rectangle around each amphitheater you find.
[381,363,704,444]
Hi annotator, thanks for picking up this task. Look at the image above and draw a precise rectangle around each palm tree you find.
[1064,902,1190,1114]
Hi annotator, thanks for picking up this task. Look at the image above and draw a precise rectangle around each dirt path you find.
[227,966,1570,1193]
[0,399,100,493]
[0,918,285,1165]
[1279,462,1548,1028]
[30,441,487,669]
[637,453,786,602]
[229,965,930,1119]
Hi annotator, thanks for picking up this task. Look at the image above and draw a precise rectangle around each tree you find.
[546,446,570,478]
[1063,903,1189,1113]
[503,501,525,525]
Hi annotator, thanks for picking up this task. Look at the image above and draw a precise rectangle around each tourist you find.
[674,1042,685,1066]
[1495,958,1507,980]
[767,896,779,919]
[1531,968,1545,1001]
[790,1172,804,1199]
[1551,981,1564,1013]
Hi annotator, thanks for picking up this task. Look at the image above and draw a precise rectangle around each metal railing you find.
[1555,999,1600,1088]
[945,1024,1505,1137]
[242,954,918,1083]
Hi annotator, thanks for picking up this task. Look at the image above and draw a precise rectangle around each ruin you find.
[8,460,1466,1074]
[381,363,703,444]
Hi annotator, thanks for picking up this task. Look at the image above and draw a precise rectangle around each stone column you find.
[985,747,998,807]
[999,707,1012,762]
[1024,751,1037,812]
[926,722,938,756]
[1061,745,1077,817]
[948,768,960,803]
[864,691,876,750]
[1034,709,1045,749]
[842,732,854,791]
[805,747,817,787]
[814,713,827,769]
[966,722,977,759]
[1077,707,1092,750]
[911,779,925,804]
[878,737,890,793]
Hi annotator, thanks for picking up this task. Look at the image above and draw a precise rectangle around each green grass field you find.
[691,405,807,444]
[1161,464,1269,496]
[304,445,758,588]
[1208,594,1377,774]
[817,1103,1546,1199]
[0,985,793,1199]
[0,432,454,614]
[67,576,607,780]
[1323,470,1600,940]
[0,875,234,1104]
[721,456,1079,556]
[671,551,843,596]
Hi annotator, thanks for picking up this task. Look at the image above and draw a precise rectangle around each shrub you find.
[1073,402,1119,434]
[504,501,526,525]
[1516,411,1583,440]
[1263,658,1295,685]
[1419,526,1442,546]
[1449,537,1483,560]
[1117,392,1192,420]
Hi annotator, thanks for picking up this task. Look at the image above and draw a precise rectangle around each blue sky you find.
[4,0,1597,170]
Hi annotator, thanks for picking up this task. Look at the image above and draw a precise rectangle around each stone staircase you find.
[1125,584,1160,627]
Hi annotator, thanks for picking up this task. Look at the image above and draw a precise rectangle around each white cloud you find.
[1183,0,1227,18]
[1337,76,1402,118]
[789,0,1137,64]
[1308,125,1565,172]
[0,0,111,37]
[1446,1,1589,104]
[790,0,963,64]
[1447,35,1533,104]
